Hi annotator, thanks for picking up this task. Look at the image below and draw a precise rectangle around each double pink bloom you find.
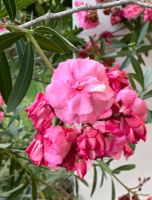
[26,58,147,179]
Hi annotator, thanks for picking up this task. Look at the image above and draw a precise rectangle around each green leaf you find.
[16,39,26,65]
[112,164,136,174]
[100,170,107,188]
[144,67,152,88]
[35,26,78,53]
[91,165,97,197]
[33,33,64,53]
[111,179,115,200]
[146,109,152,123]
[130,56,144,88]
[7,42,34,112]
[75,175,89,187]
[104,50,130,58]
[0,32,24,52]
[75,176,79,196]
[137,22,149,46]
[120,57,130,70]
[128,73,137,90]
[32,178,37,200]
[97,160,112,175]
[142,90,152,99]
[0,0,37,18]
[6,183,28,200]
[0,51,12,103]
[2,0,16,21]
[136,45,152,54]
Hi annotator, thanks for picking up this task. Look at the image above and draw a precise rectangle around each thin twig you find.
[20,0,152,28]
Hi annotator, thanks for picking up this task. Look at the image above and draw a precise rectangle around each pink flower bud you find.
[76,159,87,179]
[25,92,54,131]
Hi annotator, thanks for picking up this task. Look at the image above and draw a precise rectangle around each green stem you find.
[27,33,54,72]
[112,173,136,196]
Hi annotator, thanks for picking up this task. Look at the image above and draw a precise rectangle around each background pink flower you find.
[0,95,4,107]
[144,8,152,21]
[46,58,114,124]
[122,4,143,20]
[74,0,99,29]
[0,112,4,123]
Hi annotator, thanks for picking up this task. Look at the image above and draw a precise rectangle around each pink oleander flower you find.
[0,27,6,33]
[105,133,127,160]
[0,112,4,123]
[0,95,4,107]
[79,40,100,58]
[117,88,147,120]
[25,92,54,131]
[106,66,129,93]
[77,127,105,160]
[46,58,114,124]
[125,116,147,143]
[25,133,46,165]
[122,4,143,20]
[111,9,124,25]
[123,144,134,159]
[147,197,152,200]
[100,31,113,45]
[43,126,77,169]
[74,0,99,29]
[144,8,152,21]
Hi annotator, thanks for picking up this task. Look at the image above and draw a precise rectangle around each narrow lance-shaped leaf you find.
[34,26,78,53]
[111,179,115,200]
[7,42,34,112]
[0,51,12,103]
[2,0,16,21]
[0,0,36,18]
[112,164,136,174]
[0,32,24,52]
[32,178,37,200]
[16,39,26,65]
[144,67,152,88]
[33,33,64,53]
[130,56,144,88]
[137,22,149,46]
[91,165,97,197]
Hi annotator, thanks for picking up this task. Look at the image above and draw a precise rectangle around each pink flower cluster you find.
[110,4,152,25]
[0,95,4,123]
[74,0,99,29]
[26,58,147,179]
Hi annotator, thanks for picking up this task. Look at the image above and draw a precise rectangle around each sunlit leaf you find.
[35,26,78,53]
